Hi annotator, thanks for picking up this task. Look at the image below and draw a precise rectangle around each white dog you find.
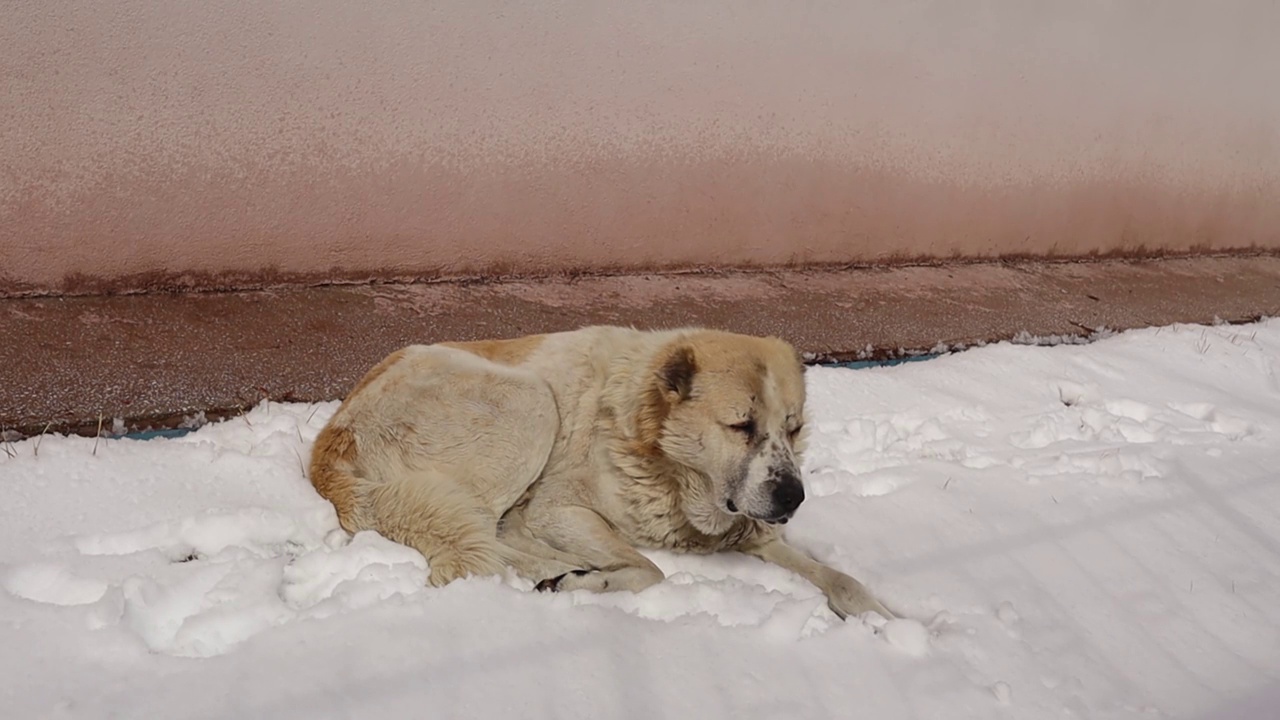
[309,325,892,620]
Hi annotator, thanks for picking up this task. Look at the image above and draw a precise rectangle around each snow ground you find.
[3,320,1280,719]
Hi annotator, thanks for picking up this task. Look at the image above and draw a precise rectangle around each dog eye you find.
[787,425,804,439]
[728,419,756,437]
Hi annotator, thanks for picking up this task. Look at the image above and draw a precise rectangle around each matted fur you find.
[309,326,892,619]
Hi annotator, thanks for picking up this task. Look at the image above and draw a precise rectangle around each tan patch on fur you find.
[443,335,546,366]
[308,424,360,532]
[631,342,691,457]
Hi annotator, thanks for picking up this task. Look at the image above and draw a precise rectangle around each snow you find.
[4,320,1280,719]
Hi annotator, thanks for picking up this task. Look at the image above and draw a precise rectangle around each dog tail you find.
[359,472,509,587]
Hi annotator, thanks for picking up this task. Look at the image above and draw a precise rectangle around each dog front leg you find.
[525,506,665,595]
[744,537,895,620]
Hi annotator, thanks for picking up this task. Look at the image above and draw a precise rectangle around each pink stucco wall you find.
[3,1,1278,295]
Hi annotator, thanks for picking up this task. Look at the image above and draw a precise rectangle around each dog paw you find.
[534,569,592,593]
[825,572,895,621]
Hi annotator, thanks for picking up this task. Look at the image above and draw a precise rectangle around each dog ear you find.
[632,343,698,457]
[658,345,698,401]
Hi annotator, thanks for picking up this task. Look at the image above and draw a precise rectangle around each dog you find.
[308,325,893,620]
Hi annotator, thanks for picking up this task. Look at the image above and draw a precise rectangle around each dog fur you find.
[309,325,892,620]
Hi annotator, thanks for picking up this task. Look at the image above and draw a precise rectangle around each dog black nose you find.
[771,475,805,516]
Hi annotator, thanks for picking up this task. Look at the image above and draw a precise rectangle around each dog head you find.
[646,331,809,532]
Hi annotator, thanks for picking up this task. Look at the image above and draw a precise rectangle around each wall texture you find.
[3,0,1279,295]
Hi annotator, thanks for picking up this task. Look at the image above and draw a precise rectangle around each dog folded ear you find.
[658,345,698,401]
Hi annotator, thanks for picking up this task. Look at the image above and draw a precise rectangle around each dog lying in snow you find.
[308,325,893,620]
